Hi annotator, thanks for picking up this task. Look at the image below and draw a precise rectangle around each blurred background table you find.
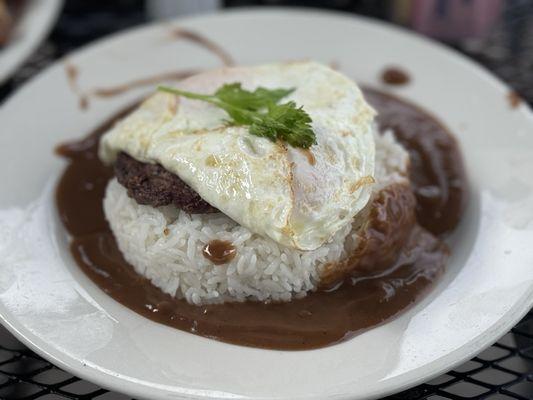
[0,1,532,399]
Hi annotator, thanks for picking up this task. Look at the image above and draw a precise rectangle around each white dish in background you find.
[0,8,532,400]
[0,0,62,85]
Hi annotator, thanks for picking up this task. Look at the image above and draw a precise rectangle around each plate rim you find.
[0,0,63,86]
[0,6,532,400]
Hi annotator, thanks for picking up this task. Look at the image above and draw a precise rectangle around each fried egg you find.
[99,62,376,250]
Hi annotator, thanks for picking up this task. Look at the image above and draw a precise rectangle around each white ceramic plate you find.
[0,0,62,85]
[0,8,532,400]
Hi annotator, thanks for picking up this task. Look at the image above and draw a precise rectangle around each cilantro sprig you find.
[157,83,316,149]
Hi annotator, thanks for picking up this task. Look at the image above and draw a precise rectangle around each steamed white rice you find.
[103,130,409,305]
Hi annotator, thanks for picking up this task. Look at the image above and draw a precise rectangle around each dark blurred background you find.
[0,1,533,399]
[2,0,532,104]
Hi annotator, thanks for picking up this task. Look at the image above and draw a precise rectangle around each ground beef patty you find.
[114,152,218,214]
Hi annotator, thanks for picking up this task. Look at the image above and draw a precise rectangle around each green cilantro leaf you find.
[157,83,316,148]
[214,83,294,111]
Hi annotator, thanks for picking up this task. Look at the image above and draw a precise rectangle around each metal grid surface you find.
[0,1,532,399]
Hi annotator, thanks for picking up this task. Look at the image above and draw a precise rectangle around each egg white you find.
[99,62,376,250]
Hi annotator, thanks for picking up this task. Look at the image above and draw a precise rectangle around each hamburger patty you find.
[114,152,218,214]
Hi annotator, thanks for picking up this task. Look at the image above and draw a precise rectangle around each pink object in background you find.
[411,0,502,40]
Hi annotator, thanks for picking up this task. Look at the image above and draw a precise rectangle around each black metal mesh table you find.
[0,1,532,399]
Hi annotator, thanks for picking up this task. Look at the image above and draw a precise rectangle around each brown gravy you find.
[91,69,200,99]
[55,89,466,350]
[64,62,89,110]
[169,27,234,67]
[203,240,237,265]
[381,67,411,86]
[364,88,467,236]
[63,28,230,110]
[507,91,522,109]
[299,148,316,166]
